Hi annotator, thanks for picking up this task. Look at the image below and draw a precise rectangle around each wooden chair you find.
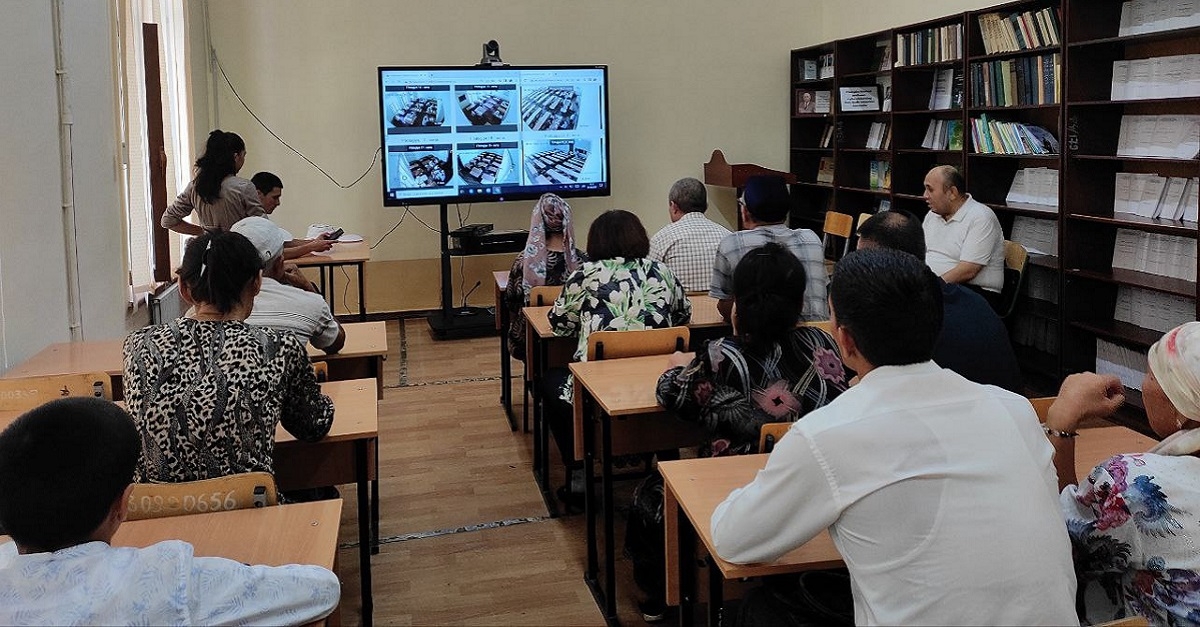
[529,285,563,307]
[759,422,792,453]
[822,211,855,263]
[0,372,111,412]
[127,472,279,521]
[856,212,874,233]
[1029,396,1055,422]
[800,320,834,335]
[999,240,1029,319]
[586,326,690,361]
[1095,617,1149,627]
[312,361,328,383]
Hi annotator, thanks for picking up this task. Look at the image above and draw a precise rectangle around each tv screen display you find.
[378,65,610,206]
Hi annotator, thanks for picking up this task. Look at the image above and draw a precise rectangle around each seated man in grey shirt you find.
[710,175,827,321]
[231,217,345,354]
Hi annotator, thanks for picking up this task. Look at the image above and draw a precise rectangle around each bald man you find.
[920,165,1005,309]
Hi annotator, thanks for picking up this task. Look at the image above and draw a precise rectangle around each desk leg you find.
[371,441,380,556]
[356,440,374,627]
[583,391,599,584]
[357,261,366,322]
[318,266,328,300]
[679,502,696,627]
[708,556,724,627]
[601,411,618,623]
[498,307,515,430]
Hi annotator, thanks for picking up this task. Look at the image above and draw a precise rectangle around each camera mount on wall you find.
[478,40,506,66]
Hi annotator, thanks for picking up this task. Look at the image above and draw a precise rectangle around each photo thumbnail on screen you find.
[457,147,517,186]
[388,145,453,189]
[386,92,448,128]
[524,139,592,186]
[456,88,517,127]
[521,87,580,131]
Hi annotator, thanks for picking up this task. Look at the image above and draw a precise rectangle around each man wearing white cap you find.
[231,217,345,354]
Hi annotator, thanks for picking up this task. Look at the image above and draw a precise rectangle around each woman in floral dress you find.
[626,242,848,622]
[543,209,691,507]
[1049,321,1200,626]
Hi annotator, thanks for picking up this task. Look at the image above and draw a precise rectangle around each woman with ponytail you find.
[121,231,333,483]
[161,130,265,235]
[625,242,848,622]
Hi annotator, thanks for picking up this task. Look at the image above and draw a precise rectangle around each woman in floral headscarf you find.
[625,242,848,622]
[503,193,585,361]
[1048,321,1200,626]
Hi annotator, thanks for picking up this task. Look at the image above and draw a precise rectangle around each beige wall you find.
[192,0,822,311]
[819,0,998,41]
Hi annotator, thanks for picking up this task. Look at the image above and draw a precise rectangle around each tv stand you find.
[427,202,524,339]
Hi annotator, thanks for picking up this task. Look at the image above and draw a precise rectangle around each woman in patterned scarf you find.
[1050,321,1200,626]
[503,193,585,361]
[626,242,848,623]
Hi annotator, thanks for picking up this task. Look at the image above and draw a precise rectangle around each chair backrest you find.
[127,472,279,521]
[856,212,874,233]
[529,285,563,307]
[1028,396,1055,422]
[822,211,855,262]
[0,372,112,412]
[312,361,328,383]
[586,327,690,361]
[759,422,792,453]
[999,240,1029,319]
[800,320,834,335]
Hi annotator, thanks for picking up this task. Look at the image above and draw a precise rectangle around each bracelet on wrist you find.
[1042,424,1078,439]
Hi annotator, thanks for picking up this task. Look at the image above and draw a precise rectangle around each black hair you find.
[587,209,651,260]
[937,165,966,195]
[176,231,262,314]
[830,248,943,367]
[194,130,245,203]
[733,243,807,350]
[0,397,140,552]
[857,210,926,258]
[741,175,791,223]
[251,171,282,195]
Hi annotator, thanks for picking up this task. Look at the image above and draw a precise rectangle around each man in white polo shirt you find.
[921,165,1005,310]
[231,216,345,354]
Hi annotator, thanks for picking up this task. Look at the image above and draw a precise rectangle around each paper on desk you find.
[306,223,340,239]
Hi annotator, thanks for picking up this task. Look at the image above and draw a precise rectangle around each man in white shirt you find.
[0,397,340,626]
[710,248,1078,626]
[250,171,336,260]
[232,216,345,354]
[921,165,1005,309]
[648,177,731,292]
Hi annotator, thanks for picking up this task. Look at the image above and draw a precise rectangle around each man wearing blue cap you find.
[709,175,827,321]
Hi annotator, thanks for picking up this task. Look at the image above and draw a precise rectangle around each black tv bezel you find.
[377,64,611,207]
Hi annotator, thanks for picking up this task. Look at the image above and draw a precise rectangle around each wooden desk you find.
[293,241,370,321]
[493,271,517,430]
[661,425,1160,625]
[688,294,727,329]
[275,378,379,625]
[307,321,388,398]
[569,353,708,624]
[2,339,125,398]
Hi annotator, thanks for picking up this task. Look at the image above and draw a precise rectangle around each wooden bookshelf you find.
[788,0,1200,419]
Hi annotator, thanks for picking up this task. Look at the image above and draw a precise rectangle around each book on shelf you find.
[1112,228,1198,282]
[1112,55,1200,101]
[976,7,1060,55]
[1116,115,1200,159]
[1096,339,1147,393]
[877,75,892,112]
[869,160,892,190]
[1006,167,1059,208]
[820,123,835,148]
[928,68,957,110]
[1010,216,1058,256]
[878,198,892,212]
[871,40,893,72]
[1119,0,1200,37]
[1114,285,1195,334]
[814,90,832,114]
[895,22,963,67]
[819,53,835,79]
[801,58,818,81]
[970,53,1059,107]
[921,118,964,150]
[839,86,881,112]
[1012,313,1060,354]
[1115,174,1199,221]
[969,114,1059,155]
[817,156,835,184]
[865,122,890,149]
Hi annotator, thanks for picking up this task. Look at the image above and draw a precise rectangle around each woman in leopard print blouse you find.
[123,231,334,483]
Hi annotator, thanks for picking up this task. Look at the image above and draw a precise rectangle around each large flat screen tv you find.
[378,65,610,206]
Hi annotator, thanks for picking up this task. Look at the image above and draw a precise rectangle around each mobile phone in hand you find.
[325,228,344,241]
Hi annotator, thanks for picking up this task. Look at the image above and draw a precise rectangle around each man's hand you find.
[281,263,320,293]
[1047,372,1125,433]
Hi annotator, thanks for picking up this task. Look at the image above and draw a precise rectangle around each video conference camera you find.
[479,40,506,66]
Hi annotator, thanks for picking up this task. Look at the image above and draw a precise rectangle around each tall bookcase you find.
[788,0,1200,432]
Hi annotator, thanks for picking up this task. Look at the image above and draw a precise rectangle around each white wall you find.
[193,0,824,311]
[0,1,126,372]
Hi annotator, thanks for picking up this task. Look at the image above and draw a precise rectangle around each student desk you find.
[493,270,517,429]
[293,241,370,321]
[307,321,389,398]
[569,353,709,625]
[275,378,380,625]
[660,425,1160,626]
[1,339,125,398]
